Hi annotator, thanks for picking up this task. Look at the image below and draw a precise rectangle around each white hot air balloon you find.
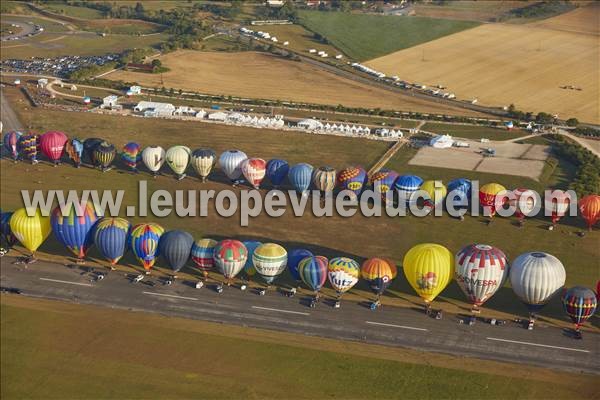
[252,243,287,290]
[191,148,216,182]
[142,146,165,177]
[455,244,509,313]
[510,251,566,325]
[165,145,191,180]
[219,150,247,185]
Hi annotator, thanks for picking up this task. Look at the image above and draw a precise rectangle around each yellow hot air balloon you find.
[403,243,454,305]
[9,208,51,257]
[420,180,447,208]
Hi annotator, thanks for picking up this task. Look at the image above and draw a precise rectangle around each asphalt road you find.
[0,89,24,132]
[1,255,597,374]
[1,19,36,41]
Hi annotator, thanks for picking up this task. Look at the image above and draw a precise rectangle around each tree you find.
[566,118,579,127]
[535,112,554,125]
[151,59,162,68]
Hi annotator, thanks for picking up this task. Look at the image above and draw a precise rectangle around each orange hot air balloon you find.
[579,194,600,231]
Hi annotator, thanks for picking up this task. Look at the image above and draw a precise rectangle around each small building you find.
[335,55,343,59]
[430,134,454,149]
[134,101,175,117]
[37,78,48,88]
[174,106,196,116]
[102,95,119,108]
[208,111,228,121]
[129,85,142,95]
[195,109,207,119]
[297,118,323,131]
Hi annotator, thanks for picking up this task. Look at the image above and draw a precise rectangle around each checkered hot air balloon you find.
[337,166,367,199]
[213,239,247,286]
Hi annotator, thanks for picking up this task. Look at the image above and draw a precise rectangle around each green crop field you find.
[1,296,595,399]
[423,122,527,140]
[298,11,480,61]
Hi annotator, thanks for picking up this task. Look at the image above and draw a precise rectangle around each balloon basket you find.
[334,300,341,309]
[258,289,266,296]
[216,284,224,294]
[240,284,247,291]
[76,258,86,265]
[195,281,204,289]
[145,270,151,275]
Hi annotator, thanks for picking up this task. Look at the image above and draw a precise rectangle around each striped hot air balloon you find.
[337,166,367,199]
[219,150,247,184]
[328,257,360,299]
[509,188,537,226]
[370,169,399,204]
[130,223,165,272]
[241,158,267,189]
[166,145,191,180]
[121,142,142,172]
[9,208,51,258]
[288,163,313,196]
[546,189,572,227]
[94,217,131,267]
[39,131,68,165]
[50,201,98,261]
[3,131,22,161]
[242,240,262,280]
[213,239,247,285]
[579,194,600,231]
[395,175,423,205]
[266,159,289,188]
[561,286,597,331]
[191,238,217,279]
[93,141,116,172]
[455,244,509,312]
[252,243,287,286]
[403,243,454,307]
[65,138,84,168]
[142,146,166,177]
[18,134,39,164]
[191,148,216,182]
[312,166,337,195]
[288,248,313,285]
[298,256,328,304]
[361,258,397,303]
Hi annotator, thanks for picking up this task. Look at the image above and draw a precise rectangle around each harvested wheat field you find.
[367,6,599,123]
[106,50,483,117]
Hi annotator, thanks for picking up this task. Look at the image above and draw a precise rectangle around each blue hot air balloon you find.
[94,217,131,267]
[50,202,98,261]
[288,163,313,196]
[447,178,472,207]
[242,240,262,279]
[394,175,423,204]
[158,230,194,273]
[0,211,18,247]
[266,159,289,188]
[288,248,314,283]
[65,138,84,168]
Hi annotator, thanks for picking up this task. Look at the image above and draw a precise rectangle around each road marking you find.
[142,292,198,301]
[39,277,93,287]
[366,321,428,332]
[486,337,590,353]
[251,306,310,316]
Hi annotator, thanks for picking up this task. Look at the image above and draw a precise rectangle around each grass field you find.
[79,19,165,35]
[106,50,485,117]
[42,3,105,19]
[250,23,343,57]
[298,11,480,61]
[2,296,594,399]
[423,123,526,140]
[1,87,598,325]
[367,6,600,124]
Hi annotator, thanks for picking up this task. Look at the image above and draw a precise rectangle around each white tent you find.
[208,111,228,121]
[297,119,322,130]
[364,127,371,135]
[324,123,331,130]
[430,134,454,149]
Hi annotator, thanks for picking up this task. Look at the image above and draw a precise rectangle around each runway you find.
[1,255,598,374]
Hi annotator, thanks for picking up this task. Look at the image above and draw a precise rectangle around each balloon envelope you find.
[455,244,509,307]
[213,239,248,279]
[403,243,454,303]
[18,134,39,162]
[39,131,68,163]
[579,194,600,229]
[83,138,103,164]
[370,169,399,203]
[191,148,216,180]
[94,217,131,265]
[3,131,22,159]
[509,188,537,221]
[337,166,367,197]
[166,146,191,176]
[241,158,267,189]
[51,201,98,259]
[219,150,247,181]
[0,211,17,246]
[191,238,218,272]
[252,243,287,284]
[313,166,337,193]
[159,230,194,272]
[65,138,84,165]
[142,146,166,173]
[266,159,289,187]
[93,141,116,169]
[420,180,447,207]
[447,178,471,205]
[394,175,423,204]
[9,208,51,253]
[561,286,597,327]
[328,257,360,294]
[361,258,397,295]
[242,240,262,277]
[122,142,142,169]
[288,163,314,194]
[130,223,165,270]
[479,183,507,217]
[298,256,328,292]
[288,249,313,282]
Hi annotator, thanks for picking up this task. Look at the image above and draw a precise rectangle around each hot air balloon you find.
[94,217,131,268]
[242,240,262,282]
[191,148,216,182]
[509,188,537,227]
[3,131,22,161]
[266,159,289,188]
[252,243,287,293]
[0,211,18,248]
[93,141,116,172]
[337,166,367,199]
[213,239,247,287]
[18,134,39,164]
[420,180,447,211]
[455,244,509,314]
[166,145,191,180]
[142,146,166,177]
[159,230,194,275]
[83,137,103,165]
[312,166,337,196]
[65,138,84,168]
[561,286,597,333]
[50,201,98,262]
[241,158,267,189]
[288,163,314,196]
[370,169,398,204]
[191,238,217,281]
[9,208,51,260]
[447,178,471,210]
[579,194,600,231]
[510,252,566,326]
[121,142,142,172]
[403,243,454,311]
[361,257,397,308]
[394,175,423,205]
[546,189,572,228]
[288,248,313,287]
[298,255,328,306]
[479,183,506,221]
[328,257,360,307]
[39,131,68,165]
[130,223,165,273]
[219,150,247,185]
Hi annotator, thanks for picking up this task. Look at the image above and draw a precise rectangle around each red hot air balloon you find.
[578,194,600,231]
[39,131,68,165]
[546,189,572,228]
